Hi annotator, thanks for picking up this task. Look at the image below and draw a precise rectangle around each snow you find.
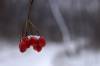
[0,41,100,66]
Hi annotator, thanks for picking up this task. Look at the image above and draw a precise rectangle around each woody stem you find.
[27,0,40,35]
[28,0,34,20]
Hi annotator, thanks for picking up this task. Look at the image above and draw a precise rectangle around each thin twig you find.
[28,0,34,20]
[28,20,40,35]
[26,0,40,35]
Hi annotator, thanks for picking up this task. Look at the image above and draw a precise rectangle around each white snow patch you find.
[0,41,100,66]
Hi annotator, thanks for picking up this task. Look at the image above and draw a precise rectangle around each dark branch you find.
[28,0,34,20]
[26,0,40,36]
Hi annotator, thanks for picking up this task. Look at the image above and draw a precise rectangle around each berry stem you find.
[25,0,40,36]
[28,0,34,20]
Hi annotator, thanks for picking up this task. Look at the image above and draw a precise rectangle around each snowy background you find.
[1,40,100,66]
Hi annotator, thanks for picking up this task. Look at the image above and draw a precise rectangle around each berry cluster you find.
[19,35,46,53]
[19,0,46,53]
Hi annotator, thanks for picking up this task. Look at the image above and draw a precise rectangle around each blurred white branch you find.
[49,0,71,43]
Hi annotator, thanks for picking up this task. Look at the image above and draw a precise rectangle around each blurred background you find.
[0,0,100,66]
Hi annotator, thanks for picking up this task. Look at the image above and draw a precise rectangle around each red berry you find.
[30,36,41,52]
[38,36,46,47]
[19,42,26,52]
[30,37,37,47]
[33,45,42,52]
[19,37,30,53]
